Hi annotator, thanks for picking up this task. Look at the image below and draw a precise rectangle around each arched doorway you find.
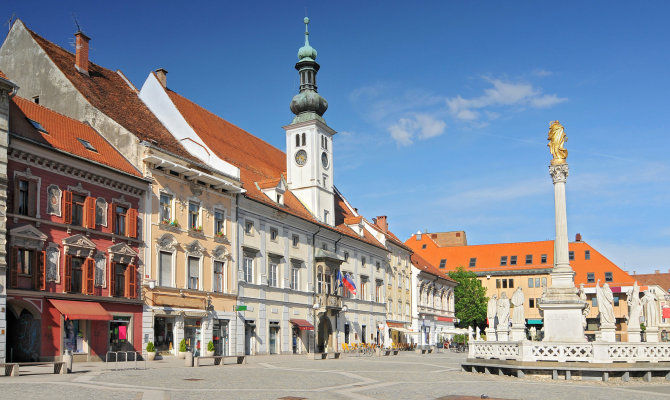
[317,314,332,353]
[7,308,41,362]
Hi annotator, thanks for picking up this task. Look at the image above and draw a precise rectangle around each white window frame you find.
[213,207,227,236]
[186,254,202,291]
[213,259,226,293]
[244,220,254,236]
[187,201,201,231]
[268,260,279,287]
[243,255,254,284]
[157,249,176,288]
[290,263,300,291]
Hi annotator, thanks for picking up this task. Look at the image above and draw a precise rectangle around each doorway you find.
[109,316,132,352]
[184,318,201,356]
[244,322,255,355]
[213,319,229,356]
[317,314,333,353]
[7,309,41,362]
[269,322,279,354]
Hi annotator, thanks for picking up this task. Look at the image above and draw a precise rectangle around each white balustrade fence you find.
[469,341,670,363]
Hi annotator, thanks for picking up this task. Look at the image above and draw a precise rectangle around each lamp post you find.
[312,302,320,353]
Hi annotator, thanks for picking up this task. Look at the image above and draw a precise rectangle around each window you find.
[301,132,306,146]
[569,251,575,260]
[406,303,410,316]
[32,96,39,104]
[77,138,97,152]
[114,205,127,235]
[439,259,446,269]
[245,220,254,235]
[158,251,172,286]
[268,261,279,287]
[397,302,402,314]
[212,261,225,292]
[188,257,199,289]
[375,280,383,303]
[502,279,508,289]
[270,227,279,241]
[496,279,501,288]
[27,118,47,132]
[18,180,29,215]
[509,279,514,288]
[500,256,507,266]
[541,277,547,287]
[344,252,349,261]
[322,243,327,250]
[605,272,613,282]
[188,202,199,230]
[292,234,299,247]
[290,264,299,290]
[72,194,86,226]
[469,258,476,268]
[361,257,366,267]
[214,210,225,235]
[295,134,300,147]
[541,254,547,264]
[510,256,517,266]
[422,244,426,249]
[535,278,540,287]
[592,297,598,307]
[587,272,595,283]
[585,250,591,260]
[376,261,381,270]
[159,194,172,223]
[397,274,402,288]
[243,256,254,283]
[525,255,533,265]
[17,248,33,275]
[360,276,368,301]
[528,278,534,288]
[70,256,85,294]
[613,296,619,307]
[323,209,329,223]
[114,263,126,297]
[321,135,328,150]
[529,298,535,308]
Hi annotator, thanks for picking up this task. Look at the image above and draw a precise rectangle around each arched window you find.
[295,134,300,147]
[301,133,306,146]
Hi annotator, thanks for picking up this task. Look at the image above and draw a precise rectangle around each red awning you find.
[290,319,314,331]
[437,317,454,322]
[49,299,113,321]
[663,308,670,319]
[387,321,404,328]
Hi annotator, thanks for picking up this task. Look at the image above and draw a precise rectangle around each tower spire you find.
[290,17,328,124]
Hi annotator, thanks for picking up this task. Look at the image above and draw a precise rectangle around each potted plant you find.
[170,219,180,228]
[206,340,215,357]
[215,231,225,238]
[146,342,156,361]
[178,338,188,359]
[193,225,203,233]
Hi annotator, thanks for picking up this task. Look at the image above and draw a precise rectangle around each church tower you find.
[284,18,336,226]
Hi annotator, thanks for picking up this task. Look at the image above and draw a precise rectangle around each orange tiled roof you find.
[411,252,456,283]
[0,69,7,79]
[631,272,670,292]
[10,96,142,177]
[161,86,386,250]
[25,27,198,164]
[405,234,635,287]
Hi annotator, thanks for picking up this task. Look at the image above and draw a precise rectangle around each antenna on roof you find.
[72,13,82,32]
[5,12,15,33]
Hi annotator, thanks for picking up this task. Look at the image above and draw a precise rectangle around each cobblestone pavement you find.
[3,352,670,399]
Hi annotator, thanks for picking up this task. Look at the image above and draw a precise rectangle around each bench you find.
[1,361,68,376]
[193,355,247,367]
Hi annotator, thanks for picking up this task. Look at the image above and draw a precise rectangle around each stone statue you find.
[578,283,591,329]
[547,120,568,165]
[529,326,537,341]
[511,287,525,325]
[496,292,511,328]
[642,290,660,329]
[487,294,498,329]
[475,326,481,340]
[627,281,642,329]
[596,280,615,326]
[467,326,474,341]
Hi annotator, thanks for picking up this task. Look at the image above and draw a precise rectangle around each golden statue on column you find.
[547,120,568,165]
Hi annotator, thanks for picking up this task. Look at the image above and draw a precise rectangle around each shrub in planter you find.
[146,342,156,361]
[178,339,188,359]
[206,340,215,356]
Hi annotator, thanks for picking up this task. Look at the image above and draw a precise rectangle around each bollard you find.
[62,350,73,373]
[185,352,194,367]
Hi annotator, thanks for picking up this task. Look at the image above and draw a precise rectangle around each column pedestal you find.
[485,327,496,342]
[510,325,526,341]
[646,327,660,343]
[496,327,509,342]
[599,324,616,343]
[628,327,642,343]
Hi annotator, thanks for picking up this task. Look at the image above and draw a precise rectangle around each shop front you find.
[289,319,314,354]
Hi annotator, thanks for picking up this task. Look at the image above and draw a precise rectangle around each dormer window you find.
[27,118,47,133]
[276,193,283,204]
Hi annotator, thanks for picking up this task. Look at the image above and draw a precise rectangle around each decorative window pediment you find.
[62,233,96,258]
[108,242,138,264]
[10,224,48,249]
[156,233,178,252]
[67,182,90,196]
[185,240,205,257]
[212,245,229,261]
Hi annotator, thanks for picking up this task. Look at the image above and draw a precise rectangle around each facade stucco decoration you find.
[185,240,205,258]
[108,242,138,265]
[94,251,106,287]
[62,233,96,258]
[67,181,90,196]
[46,242,61,283]
[156,233,178,252]
[212,245,229,261]
[9,224,47,249]
[95,197,108,227]
[46,184,62,216]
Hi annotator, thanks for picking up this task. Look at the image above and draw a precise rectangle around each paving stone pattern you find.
[2,353,670,399]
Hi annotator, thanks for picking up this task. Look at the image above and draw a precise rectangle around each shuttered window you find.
[159,251,172,287]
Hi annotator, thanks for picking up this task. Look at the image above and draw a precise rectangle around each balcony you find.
[318,293,343,311]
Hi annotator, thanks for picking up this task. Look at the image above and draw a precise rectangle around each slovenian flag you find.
[343,273,357,295]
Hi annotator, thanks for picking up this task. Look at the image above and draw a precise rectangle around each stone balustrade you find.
[469,340,670,363]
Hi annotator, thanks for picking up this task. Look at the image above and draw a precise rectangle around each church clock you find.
[321,152,329,169]
[295,149,307,166]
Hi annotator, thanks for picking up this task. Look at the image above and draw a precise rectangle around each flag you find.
[343,273,357,295]
[336,270,344,288]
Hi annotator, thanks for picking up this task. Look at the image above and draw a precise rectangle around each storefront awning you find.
[527,319,543,325]
[436,316,454,322]
[290,319,314,331]
[387,321,405,328]
[663,308,670,319]
[49,299,112,321]
[182,311,208,318]
[390,327,414,334]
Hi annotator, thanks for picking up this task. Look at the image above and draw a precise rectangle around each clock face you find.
[321,152,329,169]
[295,150,307,166]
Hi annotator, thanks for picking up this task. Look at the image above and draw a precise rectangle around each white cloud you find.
[436,178,550,208]
[532,69,553,77]
[446,78,567,122]
[388,114,446,146]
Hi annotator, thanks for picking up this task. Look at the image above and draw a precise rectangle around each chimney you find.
[575,233,582,242]
[155,68,168,88]
[374,215,388,232]
[74,31,90,75]
[416,230,422,241]
[656,270,660,274]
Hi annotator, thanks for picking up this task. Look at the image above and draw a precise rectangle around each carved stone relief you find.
[95,197,108,226]
[46,185,62,216]
[46,243,60,282]
[94,252,106,287]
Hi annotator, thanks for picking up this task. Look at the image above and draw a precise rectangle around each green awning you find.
[527,319,543,325]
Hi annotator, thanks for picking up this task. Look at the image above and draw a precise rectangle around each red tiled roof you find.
[411,252,456,283]
[631,272,670,292]
[0,69,7,79]
[25,27,197,163]
[405,234,635,286]
[162,87,386,249]
[10,96,142,177]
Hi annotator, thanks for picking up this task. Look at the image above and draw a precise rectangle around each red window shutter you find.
[10,247,19,288]
[84,197,96,229]
[124,264,131,298]
[109,261,116,297]
[32,249,39,289]
[64,255,72,293]
[127,208,137,238]
[63,191,73,224]
[85,258,95,294]
[39,251,46,290]
[127,264,137,299]
[109,203,116,234]
[28,180,38,217]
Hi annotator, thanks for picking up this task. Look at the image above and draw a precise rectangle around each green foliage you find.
[179,338,187,352]
[641,323,647,332]
[453,334,468,344]
[146,342,155,352]
[207,340,215,352]
[448,267,487,330]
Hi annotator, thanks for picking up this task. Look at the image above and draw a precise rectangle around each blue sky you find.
[3,1,668,273]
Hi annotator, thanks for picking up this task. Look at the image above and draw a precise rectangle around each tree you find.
[448,267,487,329]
